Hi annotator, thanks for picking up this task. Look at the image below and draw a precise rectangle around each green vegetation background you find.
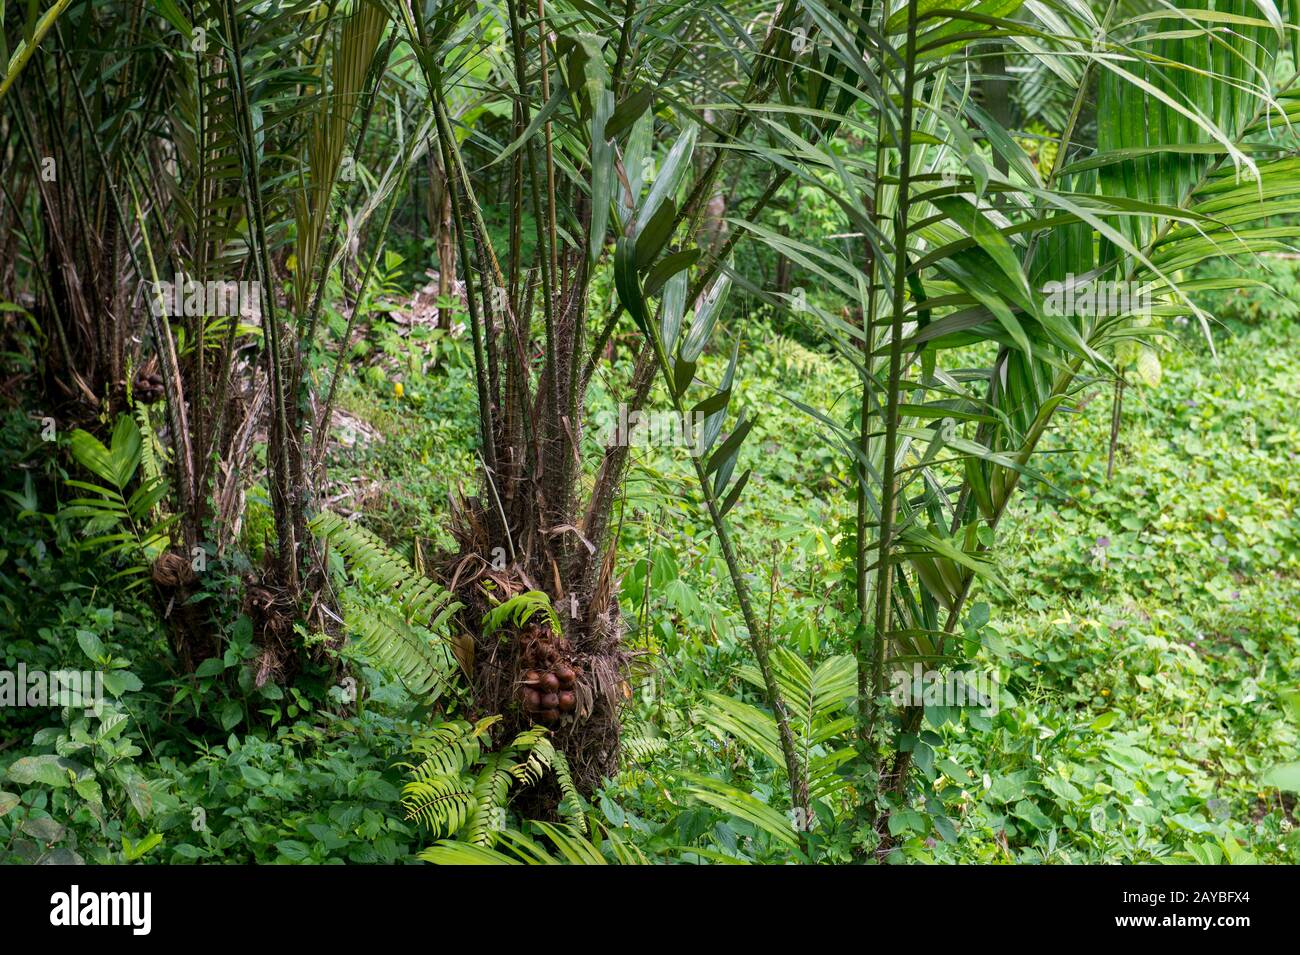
[1,269,1297,864]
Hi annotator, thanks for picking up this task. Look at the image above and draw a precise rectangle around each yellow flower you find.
[393,381,404,398]
[1101,689,1111,696]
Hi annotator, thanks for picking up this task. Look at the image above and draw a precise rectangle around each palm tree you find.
[395,0,837,804]
[3,0,413,673]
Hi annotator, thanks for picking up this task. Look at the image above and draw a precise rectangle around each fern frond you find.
[404,720,511,843]
[405,717,496,781]
[133,404,167,488]
[481,590,561,639]
[462,756,514,846]
[342,601,457,698]
[507,725,550,750]
[402,718,590,852]
[311,510,461,629]
[312,510,463,696]
[508,747,551,787]
[401,776,475,836]
[503,725,554,790]
[621,732,668,764]
[536,740,586,834]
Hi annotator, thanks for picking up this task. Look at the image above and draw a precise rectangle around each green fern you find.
[622,731,669,765]
[310,510,463,697]
[535,739,586,834]
[417,822,649,865]
[407,716,498,781]
[401,774,475,836]
[341,602,458,698]
[133,403,168,490]
[401,717,586,845]
[312,510,460,626]
[461,753,516,846]
[400,717,497,840]
[481,590,561,639]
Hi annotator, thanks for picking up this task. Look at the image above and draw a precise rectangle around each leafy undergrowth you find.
[3,306,1296,864]
[596,312,1300,864]
[922,314,1300,863]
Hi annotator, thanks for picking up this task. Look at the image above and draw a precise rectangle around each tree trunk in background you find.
[427,151,456,327]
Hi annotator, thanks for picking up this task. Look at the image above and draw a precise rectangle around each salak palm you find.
[3,0,422,674]
[396,0,836,803]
